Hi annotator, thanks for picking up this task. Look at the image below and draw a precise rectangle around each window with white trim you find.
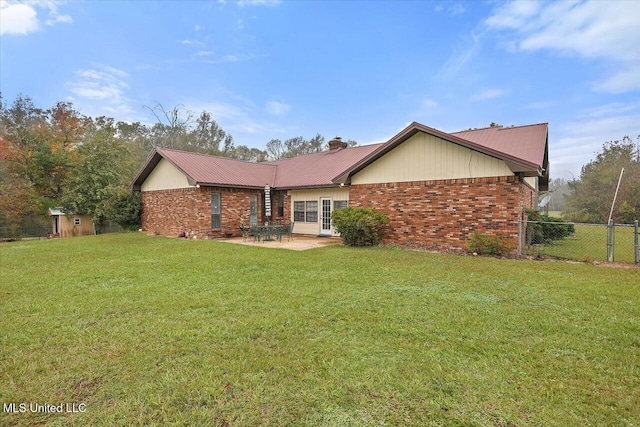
[293,201,318,223]
[211,193,221,228]
[74,218,81,226]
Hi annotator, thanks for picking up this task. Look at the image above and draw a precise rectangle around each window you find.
[305,201,318,222]
[334,200,348,210]
[211,193,221,228]
[277,195,284,217]
[294,201,305,222]
[249,194,258,226]
[73,218,81,226]
[293,201,318,223]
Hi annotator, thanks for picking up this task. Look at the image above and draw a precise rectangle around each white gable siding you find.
[351,132,513,185]
[524,176,538,191]
[141,158,192,191]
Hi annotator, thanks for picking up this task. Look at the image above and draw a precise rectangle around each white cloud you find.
[448,4,466,16]
[484,1,540,30]
[422,99,438,109]
[550,105,640,178]
[0,0,72,35]
[485,0,640,93]
[265,101,291,116]
[198,53,258,64]
[410,97,442,120]
[185,95,293,138]
[66,65,138,119]
[196,50,215,56]
[434,3,466,16]
[522,101,553,110]
[237,0,281,7]
[0,2,39,35]
[437,31,481,80]
[44,0,72,26]
[472,89,506,101]
[47,13,72,25]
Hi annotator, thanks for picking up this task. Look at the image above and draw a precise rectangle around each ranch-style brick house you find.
[131,121,549,251]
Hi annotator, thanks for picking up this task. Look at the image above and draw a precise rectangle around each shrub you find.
[525,209,575,244]
[103,189,142,231]
[331,207,388,247]
[467,232,511,256]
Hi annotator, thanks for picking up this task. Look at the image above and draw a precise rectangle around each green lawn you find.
[1,234,639,426]
[527,223,638,264]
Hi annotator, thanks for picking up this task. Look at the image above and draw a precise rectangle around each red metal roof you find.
[157,148,277,188]
[451,123,548,168]
[267,144,382,188]
[131,121,548,191]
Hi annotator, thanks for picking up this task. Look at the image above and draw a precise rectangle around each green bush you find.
[525,209,575,244]
[103,189,142,231]
[467,232,511,256]
[331,207,389,247]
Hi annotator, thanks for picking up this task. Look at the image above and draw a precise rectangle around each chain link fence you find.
[0,216,50,241]
[1,217,124,241]
[94,220,123,235]
[520,219,639,265]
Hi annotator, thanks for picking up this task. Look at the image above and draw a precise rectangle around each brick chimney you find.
[328,136,348,150]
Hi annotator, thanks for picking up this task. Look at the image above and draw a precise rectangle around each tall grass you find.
[1,234,638,426]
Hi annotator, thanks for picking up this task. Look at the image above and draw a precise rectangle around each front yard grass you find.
[1,233,638,426]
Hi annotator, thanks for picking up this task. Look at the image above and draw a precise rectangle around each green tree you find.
[102,189,142,231]
[60,118,137,224]
[564,136,640,223]
[0,95,84,210]
[144,103,245,158]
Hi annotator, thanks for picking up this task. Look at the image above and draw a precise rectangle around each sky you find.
[1,0,639,180]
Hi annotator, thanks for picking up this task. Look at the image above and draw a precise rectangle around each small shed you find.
[48,209,94,237]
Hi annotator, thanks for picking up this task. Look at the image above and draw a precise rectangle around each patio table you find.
[250,224,288,242]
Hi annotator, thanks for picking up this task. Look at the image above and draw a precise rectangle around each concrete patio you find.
[219,235,342,251]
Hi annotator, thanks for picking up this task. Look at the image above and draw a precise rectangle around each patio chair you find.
[250,226,262,242]
[286,222,294,241]
[274,224,285,242]
[240,225,249,242]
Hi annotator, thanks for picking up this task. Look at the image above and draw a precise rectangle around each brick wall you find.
[141,187,292,239]
[349,176,532,252]
[270,190,291,224]
[142,186,264,238]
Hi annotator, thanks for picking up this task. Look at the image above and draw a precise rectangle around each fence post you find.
[607,220,614,263]
[635,220,639,265]
[518,217,523,256]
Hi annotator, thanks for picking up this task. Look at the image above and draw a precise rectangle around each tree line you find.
[0,94,356,237]
[562,136,639,224]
